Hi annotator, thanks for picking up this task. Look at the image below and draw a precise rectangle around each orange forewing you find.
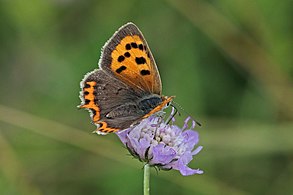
[110,35,160,94]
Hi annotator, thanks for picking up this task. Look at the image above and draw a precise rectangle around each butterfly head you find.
[163,96,175,108]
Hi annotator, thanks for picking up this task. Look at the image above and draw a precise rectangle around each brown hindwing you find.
[80,69,146,134]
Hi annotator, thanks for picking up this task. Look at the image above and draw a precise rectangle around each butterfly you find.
[79,22,174,135]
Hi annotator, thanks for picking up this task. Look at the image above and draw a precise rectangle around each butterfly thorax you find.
[138,94,163,114]
[141,95,174,119]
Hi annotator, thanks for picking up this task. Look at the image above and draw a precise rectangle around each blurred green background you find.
[1,0,292,194]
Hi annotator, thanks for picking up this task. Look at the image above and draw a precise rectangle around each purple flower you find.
[116,112,203,176]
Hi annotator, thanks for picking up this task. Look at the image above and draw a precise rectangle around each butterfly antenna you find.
[172,101,202,127]
[165,104,180,124]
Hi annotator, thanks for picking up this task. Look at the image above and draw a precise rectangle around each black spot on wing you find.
[140,70,150,76]
[131,42,138,48]
[116,65,127,73]
[147,52,150,58]
[138,44,144,51]
[118,55,125,62]
[124,52,131,58]
[135,57,146,65]
[84,83,90,88]
[125,43,131,50]
[90,108,96,116]
[85,99,90,104]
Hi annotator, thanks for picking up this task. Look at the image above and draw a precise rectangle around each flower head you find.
[116,111,203,176]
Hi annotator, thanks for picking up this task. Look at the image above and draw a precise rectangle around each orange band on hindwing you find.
[80,81,100,122]
[80,81,120,134]
[96,122,120,134]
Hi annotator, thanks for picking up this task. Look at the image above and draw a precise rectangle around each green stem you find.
[143,164,150,195]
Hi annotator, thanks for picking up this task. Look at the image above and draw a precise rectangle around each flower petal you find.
[149,144,176,165]
[116,129,130,145]
[182,116,191,130]
[127,135,150,161]
[178,166,204,176]
[192,146,203,156]
[171,154,203,176]
[182,130,199,151]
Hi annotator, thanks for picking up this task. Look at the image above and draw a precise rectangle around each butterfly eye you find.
[166,101,171,107]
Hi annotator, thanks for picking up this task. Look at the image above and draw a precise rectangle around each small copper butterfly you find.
[79,22,174,134]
